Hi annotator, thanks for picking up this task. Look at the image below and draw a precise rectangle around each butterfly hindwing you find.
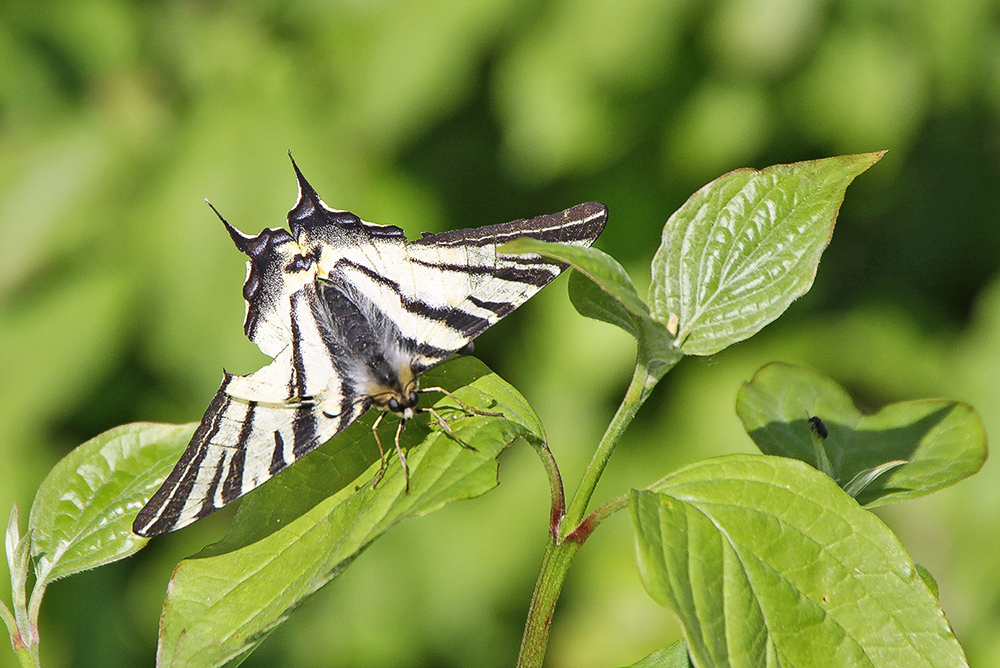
[133,272,375,536]
[134,157,606,536]
[132,359,364,536]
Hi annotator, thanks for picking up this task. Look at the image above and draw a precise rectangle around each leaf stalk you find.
[517,351,675,668]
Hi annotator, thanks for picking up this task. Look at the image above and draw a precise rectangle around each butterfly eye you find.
[408,391,418,406]
[387,397,401,412]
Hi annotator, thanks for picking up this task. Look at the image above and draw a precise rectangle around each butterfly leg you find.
[370,411,389,488]
[394,417,411,493]
[419,406,477,453]
[371,412,412,493]
[418,386,504,418]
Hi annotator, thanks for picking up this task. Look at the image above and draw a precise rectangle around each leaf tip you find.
[5,505,19,569]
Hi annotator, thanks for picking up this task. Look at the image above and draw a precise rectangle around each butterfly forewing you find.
[403,204,607,367]
[133,159,606,537]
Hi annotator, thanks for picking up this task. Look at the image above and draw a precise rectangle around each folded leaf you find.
[503,239,681,375]
[622,639,691,668]
[502,238,650,321]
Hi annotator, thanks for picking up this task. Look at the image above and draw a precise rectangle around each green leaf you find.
[735,362,987,507]
[568,268,644,339]
[157,357,542,668]
[502,238,651,322]
[915,563,939,600]
[2,505,26,647]
[28,423,194,586]
[567,270,682,379]
[632,455,968,668]
[4,507,18,585]
[622,639,691,667]
[5,506,29,612]
[650,153,884,355]
[503,238,681,374]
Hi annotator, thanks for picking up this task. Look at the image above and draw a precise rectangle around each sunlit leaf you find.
[28,423,194,586]
[5,505,30,611]
[649,153,884,355]
[157,357,542,668]
[2,504,27,647]
[4,507,17,581]
[735,362,987,507]
[632,455,968,668]
[622,639,691,668]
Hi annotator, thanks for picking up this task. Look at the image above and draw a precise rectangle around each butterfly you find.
[133,157,606,536]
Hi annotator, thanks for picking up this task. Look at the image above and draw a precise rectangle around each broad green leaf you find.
[28,423,194,586]
[632,455,968,668]
[622,639,691,667]
[157,357,542,668]
[735,362,987,507]
[650,153,884,355]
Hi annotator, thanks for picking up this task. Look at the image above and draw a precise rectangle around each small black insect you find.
[808,416,829,439]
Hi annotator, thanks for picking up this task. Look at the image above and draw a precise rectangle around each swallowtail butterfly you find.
[133,157,606,536]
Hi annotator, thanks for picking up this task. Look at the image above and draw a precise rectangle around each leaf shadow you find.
[759,404,955,503]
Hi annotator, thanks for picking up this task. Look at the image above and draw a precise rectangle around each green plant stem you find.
[561,360,660,537]
[564,494,628,544]
[14,642,40,668]
[528,439,566,537]
[3,586,40,668]
[515,539,579,668]
[517,355,673,668]
[26,582,45,647]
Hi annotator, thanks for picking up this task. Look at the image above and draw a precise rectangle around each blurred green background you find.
[2,0,999,666]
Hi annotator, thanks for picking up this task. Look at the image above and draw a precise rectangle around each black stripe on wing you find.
[409,258,557,285]
[221,402,254,505]
[132,381,363,537]
[407,202,608,357]
[335,258,494,338]
[414,202,607,248]
[133,379,234,536]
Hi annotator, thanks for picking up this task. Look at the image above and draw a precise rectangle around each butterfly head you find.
[372,385,419,420]
[366,363,421,420]
[385,391,419,420]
